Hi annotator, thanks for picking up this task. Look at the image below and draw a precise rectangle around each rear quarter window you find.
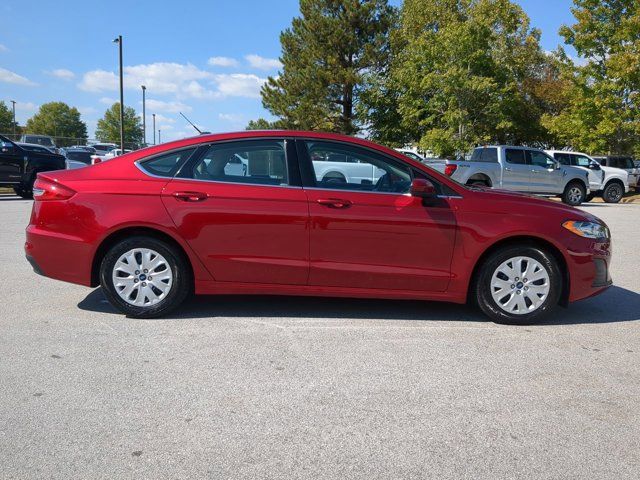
[138,148,197,177]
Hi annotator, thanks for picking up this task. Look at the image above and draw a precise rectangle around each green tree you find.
[25,102,87,146]
[261,0,396,135]
[246,118,275,130]
[542,0,640,155]
[0,101,16,135]
[369,0,549,156]
[95,103,143,148]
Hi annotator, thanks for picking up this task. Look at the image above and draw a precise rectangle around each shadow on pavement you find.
[78,285,640,325]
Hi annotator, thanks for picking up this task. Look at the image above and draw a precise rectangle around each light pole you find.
[158,129,161,144]
[113,35,125,152]
[141,85,146,146]
[152,113,156,145]
[10,100,16,138]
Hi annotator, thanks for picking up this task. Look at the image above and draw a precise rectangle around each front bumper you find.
[566,239,612,302]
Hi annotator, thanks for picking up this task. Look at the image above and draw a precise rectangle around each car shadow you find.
[78,285,640,325]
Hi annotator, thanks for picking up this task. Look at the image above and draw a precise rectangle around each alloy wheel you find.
[490,256,550,315]
[111,248,173,307]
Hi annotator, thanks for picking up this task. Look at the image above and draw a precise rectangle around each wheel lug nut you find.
[134,278,139,283]
[524,286,529,291]
[523,278,528,282]
[511,284,515,289]
[144,269,148,273]
[142,282,147,287]
[515,277,519,281]
[147,276,152,280]
[135,270,140,275]
[516,290,521,295]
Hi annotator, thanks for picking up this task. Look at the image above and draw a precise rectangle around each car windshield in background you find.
[24,137,54,147]
[18,144,51,153]
[65,151,93,164]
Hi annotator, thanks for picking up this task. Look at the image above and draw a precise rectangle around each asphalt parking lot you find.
[0,194,638,479]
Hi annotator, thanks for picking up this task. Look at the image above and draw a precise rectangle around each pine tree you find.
[260,0,396,135]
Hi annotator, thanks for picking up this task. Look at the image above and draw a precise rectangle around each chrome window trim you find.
[134,146,200,179]
[304,186,411,197]
[159,175,304,190]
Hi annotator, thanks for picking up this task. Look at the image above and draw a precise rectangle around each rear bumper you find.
[25,225,94,286]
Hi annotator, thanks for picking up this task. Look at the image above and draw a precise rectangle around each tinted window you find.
[188,140,288,186]
[529,151,555,168]
[505,149,526,165]
[553,153,571,165]
[614,158,634,169]
[572,154,591,167]
[401,151,422,162]
[306,141,411,194]
[139,148,196,177]
[65,151,93,164]
[470,147,498,163]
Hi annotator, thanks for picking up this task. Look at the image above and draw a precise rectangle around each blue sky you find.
[0,0,577,142]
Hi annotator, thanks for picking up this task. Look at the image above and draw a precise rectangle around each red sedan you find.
[25,131,612,324]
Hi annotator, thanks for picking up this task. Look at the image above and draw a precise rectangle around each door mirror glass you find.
[1,141,15,154]
[588,161,601,170]
[410,178,436,198]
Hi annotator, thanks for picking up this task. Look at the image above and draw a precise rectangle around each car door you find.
[528,150,563,193]
[161,139,309,285]
[299,139,456,292]
[0,138,24,183]
[501,148,531,191]
[572,154,603,191]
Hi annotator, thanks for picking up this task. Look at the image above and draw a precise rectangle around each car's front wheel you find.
[474,245,562,325]
[562,182,585,206]
[100,236,191,318]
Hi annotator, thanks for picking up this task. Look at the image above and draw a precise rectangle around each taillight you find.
[444,164,458,176]
[33,178,76,201]
[93,157,102,164]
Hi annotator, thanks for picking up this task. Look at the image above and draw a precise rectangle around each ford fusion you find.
[25,131,612,324]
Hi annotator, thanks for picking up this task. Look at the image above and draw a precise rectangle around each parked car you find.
[25,131,612,324]
[546,150,629,203]
[19,134,57,153]
[16,143,55,154]
[89,143,118,154]
[396,149,426,163]
[592,156,639,190]
[0,134,66,198]
[60,147,94,170]
[431,146,591,206]
[68,145,97,154]
[92,148,133,164]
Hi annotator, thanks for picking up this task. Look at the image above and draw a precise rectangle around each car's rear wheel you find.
[13,181,34,199]
[100,236,191,318]
[602,182,623,203]
[562,182,585,206]
[474,245,562,325]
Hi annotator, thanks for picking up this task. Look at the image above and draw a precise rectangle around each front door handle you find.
[505,167,513,172]
[317,198,352,209]
[173,191,208,202]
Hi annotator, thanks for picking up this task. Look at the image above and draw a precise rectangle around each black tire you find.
[324,173,346,184]
[584,193,596,202]
[602,182,624,203]
[13,183,34,199]
[467,180,490,187]
[473,245,562,325]
[561,181,586,206]
[99,236,191,318]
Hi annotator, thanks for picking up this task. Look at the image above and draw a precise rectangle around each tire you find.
[13,181,34,199]
[584,193,596,202]
[99,236,191,318]
[602,182,624,203]
[467,180,489,187]
[473,245,562,325]
[323,173,346,184]
[561,181,585,206]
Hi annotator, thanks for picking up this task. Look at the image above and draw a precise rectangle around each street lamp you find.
[152,113,156,145]
[113,35,125,152]
[158,129,161,144]
[10,100,16,138]
[141,85,146,146]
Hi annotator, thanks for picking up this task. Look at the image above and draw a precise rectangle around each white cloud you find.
[212,73,266,98]
[99,96,117,105]
[48,68,75,80]
[183,80,219,100]
[0,67,37,86]
[146,99,192,113]
[245,54,282,71]
[152,113,175,124]
[0,44,8,52]
[78,106,97,115]
[15,101,38,112]
[208,56,239,67]
[79,70,117,92]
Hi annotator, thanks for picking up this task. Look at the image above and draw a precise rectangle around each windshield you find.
[65,151,93,164]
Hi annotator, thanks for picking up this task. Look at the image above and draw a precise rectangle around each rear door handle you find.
[505,167,513,172]
[173,191,208,202]
[317,198,352,209]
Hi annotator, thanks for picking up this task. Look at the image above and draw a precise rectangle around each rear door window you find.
[139,148,197,177]
[505,149,527,165]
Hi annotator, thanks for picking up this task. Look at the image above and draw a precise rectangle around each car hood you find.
[470,187,602,224]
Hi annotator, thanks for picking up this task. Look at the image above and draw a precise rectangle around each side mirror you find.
[589,162,601,170]
[1,142,15,154]
[554,162,561,170]
[410,178,437,198]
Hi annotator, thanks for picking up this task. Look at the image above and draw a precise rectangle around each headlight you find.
[562,220,610,239]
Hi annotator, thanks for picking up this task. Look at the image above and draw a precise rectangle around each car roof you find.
[17,142,50,148]
[545,149,592,157]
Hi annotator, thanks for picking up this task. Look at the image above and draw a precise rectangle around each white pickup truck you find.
[311,152,385,185]
[430,145,591,206]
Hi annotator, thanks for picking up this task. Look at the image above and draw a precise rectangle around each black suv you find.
[0,135,66,198]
